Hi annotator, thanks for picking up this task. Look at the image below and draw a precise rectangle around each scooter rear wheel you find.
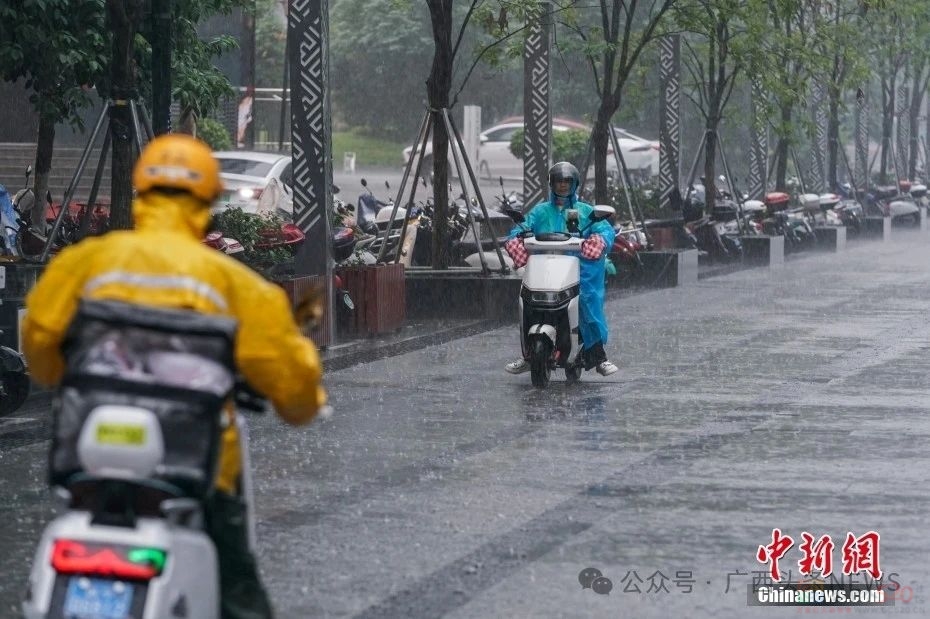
[0,370,30,416]
[530,339,551,388]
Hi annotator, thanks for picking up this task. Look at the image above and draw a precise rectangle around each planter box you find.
[637,248,698,287]
[278,274,333,348]
[862,216,891,242]
[813,226,846,252]
[335,263,406,336]
[740,235,784,267]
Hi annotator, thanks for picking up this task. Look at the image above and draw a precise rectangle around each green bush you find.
[509,128,590,169]
[198,117,233,151]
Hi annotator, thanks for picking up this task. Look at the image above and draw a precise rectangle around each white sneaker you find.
[596,360,618,376]
[505,358,530,374]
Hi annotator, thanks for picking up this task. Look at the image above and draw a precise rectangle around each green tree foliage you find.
[0,0,107,227]
[255,0,287,88]
[0,0,247,233]
[674,0,758,209]
[555,0,676,203]
[330,0,433,140]
[135,0,243,133]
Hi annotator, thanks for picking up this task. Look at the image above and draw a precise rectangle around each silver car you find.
[402,117,660,181]
[212,151,292,215]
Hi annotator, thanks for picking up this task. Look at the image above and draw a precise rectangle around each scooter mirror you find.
[590,204,616,222]
[385,181,391,191]
[332,184,341,195]
[25,165,32,178]
[361,178,368,187]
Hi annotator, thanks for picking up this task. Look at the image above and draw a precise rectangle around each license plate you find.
[63,577,134,619]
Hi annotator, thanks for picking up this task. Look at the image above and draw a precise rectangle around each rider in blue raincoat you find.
[504,162,619,376]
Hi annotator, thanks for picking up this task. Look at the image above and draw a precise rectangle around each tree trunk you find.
[107,0,143,231]
[592,98,615,204]
[880,109,893,185]
[703,120,718,214]
[879,74,894,185]
[908,78,924,180]
[775,104,792,191]
[32,112,55,229]
[178,107,197,136]
[426,1,452,269]
[826,93,840,191]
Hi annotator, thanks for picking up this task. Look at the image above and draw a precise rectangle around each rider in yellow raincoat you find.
[22,133,326,618]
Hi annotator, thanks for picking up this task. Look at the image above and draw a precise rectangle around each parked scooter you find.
[608,221,645,284]
[864,183,920,226]
[683,183,742,263]
[508,204,616,388]
[359,179,420,265]
[0,334,29,416]
[10,166,78,261]
[202,231,245,256]
[22,300,265,619]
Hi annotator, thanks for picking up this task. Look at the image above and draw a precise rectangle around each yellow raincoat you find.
[22,192,327,494]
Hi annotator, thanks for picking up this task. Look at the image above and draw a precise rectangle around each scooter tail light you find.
[51,539,166,581]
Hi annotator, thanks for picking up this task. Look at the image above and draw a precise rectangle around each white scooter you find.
[510,204,615,388]
[23,300,263,619]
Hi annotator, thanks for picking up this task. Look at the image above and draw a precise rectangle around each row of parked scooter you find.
[639,177,929,266]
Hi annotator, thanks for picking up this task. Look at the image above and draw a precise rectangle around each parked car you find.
[402,117,660,182]
[212,151,293,214]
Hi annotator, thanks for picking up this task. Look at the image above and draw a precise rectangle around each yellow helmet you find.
[132,134,222,203]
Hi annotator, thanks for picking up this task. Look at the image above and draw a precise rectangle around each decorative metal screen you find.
[522,0,551,210]
[658,35,681,209]
[288,0,333,278]
[809,82,826,192]
[896,84,909,179]
[748,81,768,200]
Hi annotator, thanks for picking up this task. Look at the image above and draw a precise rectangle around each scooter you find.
[0,335,29,416]
[608,221,645,285]
[509,204,615,388]
[22,300,265,619]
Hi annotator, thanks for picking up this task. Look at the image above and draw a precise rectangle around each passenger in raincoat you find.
[22,134,327,619]
[503,162,619,376]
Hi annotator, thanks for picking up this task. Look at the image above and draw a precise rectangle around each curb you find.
[321,318,507,372]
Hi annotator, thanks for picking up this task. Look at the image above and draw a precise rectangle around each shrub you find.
[198,117,233,151]
[509,128,590,169]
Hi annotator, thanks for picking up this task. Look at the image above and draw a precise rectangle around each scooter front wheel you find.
[529,339,552,388]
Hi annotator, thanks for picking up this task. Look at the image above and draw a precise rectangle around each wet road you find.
[3,230,930,617]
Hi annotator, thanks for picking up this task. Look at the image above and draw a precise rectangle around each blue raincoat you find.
[508,186,615,351]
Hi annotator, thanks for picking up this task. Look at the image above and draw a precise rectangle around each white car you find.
[402,118,660,181]
[212,151,293,215]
